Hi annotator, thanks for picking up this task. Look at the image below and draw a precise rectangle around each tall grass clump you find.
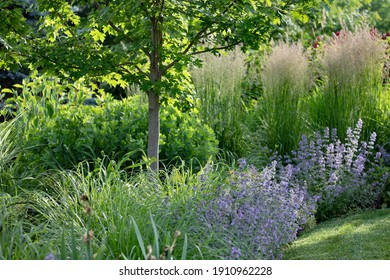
[312,28,387,142]
[191,47,247,157]
[255,41,312,156]
[0,120,16,175]
[0,192,62,260]
[0,157,221,260]
[0,119,19,194]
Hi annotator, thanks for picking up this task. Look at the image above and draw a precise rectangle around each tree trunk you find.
[147,89,160,172]
[147,13,163,172]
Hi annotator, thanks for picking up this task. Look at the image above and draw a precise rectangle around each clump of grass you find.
[311,28,387,141]
[191,47,247,157]
[0,119,19,193]
[0,158,207,260]
[254,41,312,156]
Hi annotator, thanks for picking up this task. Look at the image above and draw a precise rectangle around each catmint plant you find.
[290,119,388,221]
[194,120,388,259]
[197,159,316,260]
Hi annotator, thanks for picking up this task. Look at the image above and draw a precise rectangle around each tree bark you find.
[147,13,163,172]
[147,89,160,172]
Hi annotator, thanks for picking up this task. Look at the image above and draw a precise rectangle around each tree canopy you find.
[1,0,321,171]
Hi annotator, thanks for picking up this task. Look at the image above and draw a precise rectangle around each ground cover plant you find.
[195,160,317,260]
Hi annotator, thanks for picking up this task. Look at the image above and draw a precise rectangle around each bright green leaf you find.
[90,29,105,43]
[1,88,13,94]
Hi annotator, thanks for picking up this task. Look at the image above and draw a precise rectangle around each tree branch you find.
[161,0,240,74]
[161,26,209,74]
[189,41,242,56]
[94,1,151,58]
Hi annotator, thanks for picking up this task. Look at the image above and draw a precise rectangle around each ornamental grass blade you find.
[181,233,188,260]
[150,212,160,260]
[131,216,147,260]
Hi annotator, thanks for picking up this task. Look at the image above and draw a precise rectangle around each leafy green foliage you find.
[14,91,218,171]
[322,0,390,33]
[0,0,317,95]
[0,1,33,70]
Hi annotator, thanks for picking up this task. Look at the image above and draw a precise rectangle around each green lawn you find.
[284,209,390,260]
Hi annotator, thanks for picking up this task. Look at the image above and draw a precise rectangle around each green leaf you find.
[1,88,13,94]
[30,69,39,79]
[272,17,281,25]
[90,29,105,43]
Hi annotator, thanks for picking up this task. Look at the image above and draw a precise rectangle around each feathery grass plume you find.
[312,28,387,142]
[191,46,247,157]
[258,41,312,155]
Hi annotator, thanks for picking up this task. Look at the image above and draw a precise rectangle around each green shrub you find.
[15,84,218,171]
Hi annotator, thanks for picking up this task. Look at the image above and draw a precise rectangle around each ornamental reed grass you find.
[191,47,247,157]
[257,41,312,156]
[311,28,387,142]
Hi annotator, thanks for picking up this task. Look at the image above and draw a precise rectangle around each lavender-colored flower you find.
[331,128,338,142]
[196,119,388,259]
[353,153,366,176]
[323,127,330,142]
[328,171,338,184]
[368,132,376,149]
[238,158,247,170]
[44,253,55,260]
[197,159,316,260]
[230,247,241,259]
[288,119,388,221]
